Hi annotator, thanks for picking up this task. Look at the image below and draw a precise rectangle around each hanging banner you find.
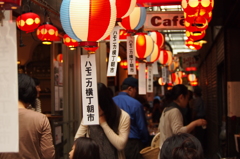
[152,61,159,75]
[81,54,99,125]
[139,63,146,94]
[107,26,120,77]
[127,36,137,75]
[0,18,18,152]
[162,66,167,84]
[147,65,153,93]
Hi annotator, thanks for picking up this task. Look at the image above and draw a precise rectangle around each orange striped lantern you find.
[146,43,160,64]
[158,77,165,86]
[63,34,79,50]
[158,50,169,65]
[60,0,116,48]
[57,54,63,63]
[116,0,136,21]
[36,23,58,45]
[166,50,173,66]
[16,12,40,33]
[148,31,165,49]
[118,7,147,32]
[134,33,154,60]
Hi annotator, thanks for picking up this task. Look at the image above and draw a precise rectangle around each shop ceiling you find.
[16,0,222,55]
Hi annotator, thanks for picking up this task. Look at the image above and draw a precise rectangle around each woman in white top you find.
[75,83,130,159]
[158,84,207,148]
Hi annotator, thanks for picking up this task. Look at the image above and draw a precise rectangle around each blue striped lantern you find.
[60,0,116,47]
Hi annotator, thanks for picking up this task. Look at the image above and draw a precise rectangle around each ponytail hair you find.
[162,84,188,107]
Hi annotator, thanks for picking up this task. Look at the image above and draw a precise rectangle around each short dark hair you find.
[18,73,37,106]
[160,133,204,159]
[73,137,100,159]
[121,84,132,91]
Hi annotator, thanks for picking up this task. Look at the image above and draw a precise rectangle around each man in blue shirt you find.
[113,77,149,159]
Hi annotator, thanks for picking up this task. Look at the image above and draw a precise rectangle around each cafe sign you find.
[144,11,185,30]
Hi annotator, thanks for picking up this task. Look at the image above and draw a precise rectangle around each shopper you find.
[160,133,204,159]
[113,77,150,159]
[75,83,130,159]
[0,73,55,159]
[69,137,100,159]
[158,84,207,148]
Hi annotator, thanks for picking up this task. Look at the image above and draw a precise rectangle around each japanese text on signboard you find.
[107,26,120,77]
[127,36,136,75]
[81,54,99,125]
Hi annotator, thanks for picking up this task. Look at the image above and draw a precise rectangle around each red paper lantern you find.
[185,16,208,32]
[120,60,139,69]
[134,33,154,60]
[185,67,197,71]
[186,30,206,41]
[36,23,59,45]
[148,31,165,49]
[63,34,79,50]
[57,54,63,63]
[0,0,21,10]
[116,0,136,21]
[185,39,203,50]
[16,12,40,33]
[120,60,128,69]
[184,11,212,23]
[181,0,214,16]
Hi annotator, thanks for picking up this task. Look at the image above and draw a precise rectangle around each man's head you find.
[121,77,138,98]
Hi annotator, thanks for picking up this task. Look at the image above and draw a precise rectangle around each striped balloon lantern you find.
[16,12,41,33]
[186,30,206,41]
[158,77,165,86]
[60,0,116,47]
[158,50,169,65]
[171,72,178,84]
[118,7,146,32]
[166,50,173,66]
[148,31,165,49]
[181,0,214,17]
[134,33,154,60]
[146,43,160,64]
[63,34,79,50]
[116,0,136,21]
